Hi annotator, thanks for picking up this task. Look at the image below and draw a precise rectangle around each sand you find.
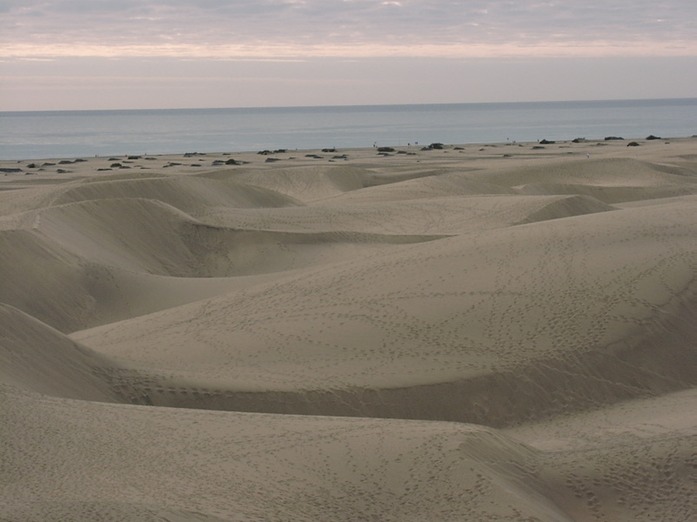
[1,138,696,521]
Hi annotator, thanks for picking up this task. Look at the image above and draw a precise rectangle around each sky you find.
[1,0,696,111]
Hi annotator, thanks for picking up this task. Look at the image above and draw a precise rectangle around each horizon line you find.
[3,96,697,115]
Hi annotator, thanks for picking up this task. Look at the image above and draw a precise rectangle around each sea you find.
[1,98,696,160]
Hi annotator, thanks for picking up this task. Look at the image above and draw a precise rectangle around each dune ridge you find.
[2,138,696,521]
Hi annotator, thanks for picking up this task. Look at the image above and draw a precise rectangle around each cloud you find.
[1,0,696,59]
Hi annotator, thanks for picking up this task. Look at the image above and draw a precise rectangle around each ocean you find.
[1,98,696,160]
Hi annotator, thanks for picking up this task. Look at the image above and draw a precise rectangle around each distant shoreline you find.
[1,135,696,164]
[3,99,697,160]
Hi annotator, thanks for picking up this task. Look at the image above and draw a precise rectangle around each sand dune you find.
[0,304,119,401]
[31,197,438,277]
[314,171,517,204]
[51,172,300,213]
[0,196,442,331]
[200,194,616,236]
[223,164,366,202]
[71,197,697,425]
[472,156,697,187]
[4,384,695,521]
[0,387,570,521]
[2,385,693,521]
[2,138,696,520]
[480,157,697,203]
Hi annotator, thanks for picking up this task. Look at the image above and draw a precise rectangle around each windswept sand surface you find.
[2,139,696,520]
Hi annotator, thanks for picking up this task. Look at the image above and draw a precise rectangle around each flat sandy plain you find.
[1,137,696,521]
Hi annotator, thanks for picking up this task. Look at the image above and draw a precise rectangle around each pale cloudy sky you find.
[1,0,696,110]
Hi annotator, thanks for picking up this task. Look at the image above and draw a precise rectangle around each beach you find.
[1,136,696,520]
